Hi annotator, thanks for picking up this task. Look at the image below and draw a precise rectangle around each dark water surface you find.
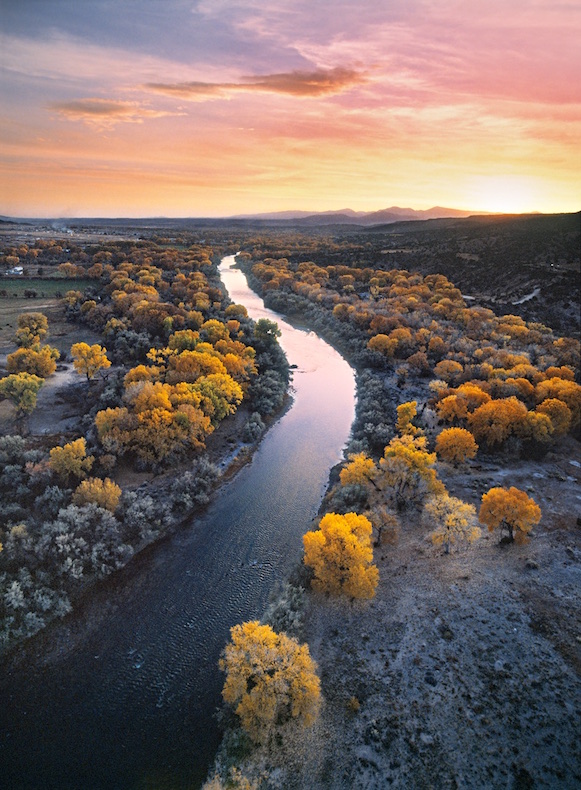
[0,256,355,789]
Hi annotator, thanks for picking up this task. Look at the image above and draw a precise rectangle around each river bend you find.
[0,255,356,789]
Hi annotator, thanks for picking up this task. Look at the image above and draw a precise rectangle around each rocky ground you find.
[210,441,581,789]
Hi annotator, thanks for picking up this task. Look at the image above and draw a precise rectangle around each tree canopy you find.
[219,621,320,743]
[303,512,378,599]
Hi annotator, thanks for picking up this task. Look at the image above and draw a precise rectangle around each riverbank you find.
[204,263,581,789]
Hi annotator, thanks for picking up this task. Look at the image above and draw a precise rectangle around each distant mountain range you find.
[230,206,494,225]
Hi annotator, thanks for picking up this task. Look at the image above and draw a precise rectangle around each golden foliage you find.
[339,453,377,488]
[303,512,379,599]
[49,437,94,482]
[433,359,463,384]
[468,396,528,447]
[435,427,478,465]
[479,486,541,544]
[396,401,420,436]
[378,435,443,509]
[72,477,122,512]
[424,493,480,554]
[193,373,243,424]
[219,621,320,743]
[71,342,111,380]
[535,378,581,428]
[536,398,572,437]
[0,372,44,416]
[6,345,59,378]
[14,312,49,348]
[165,349,226,384]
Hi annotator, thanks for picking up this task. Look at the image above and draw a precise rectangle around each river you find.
[0,255,356,789]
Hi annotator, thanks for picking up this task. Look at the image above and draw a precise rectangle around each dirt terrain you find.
[215,441,581,789]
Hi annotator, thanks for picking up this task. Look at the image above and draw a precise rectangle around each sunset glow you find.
[1,1,580,217]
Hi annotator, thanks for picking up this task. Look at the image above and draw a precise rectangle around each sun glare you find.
[469,176,541,214]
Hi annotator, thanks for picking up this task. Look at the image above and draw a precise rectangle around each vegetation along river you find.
[0,255,356,789]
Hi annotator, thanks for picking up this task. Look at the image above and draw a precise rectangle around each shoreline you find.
[0,391,295,674]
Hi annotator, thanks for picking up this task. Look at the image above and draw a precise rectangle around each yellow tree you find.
[193,373,243,425]
[71,342,111,381]
[165,349,226,384]
[7,345,60,378]
[49,437,94,483]
[303,512,378,599]
[479,486,541,544]
[396,401,421,436]
[536,398,572,437]
[468,397,528,448]
[424,493,480,554]
[0,372,43,424]
[535,378,581,429]
[436,394,468,424]
[378,435,443,510]
[339,452,378,489]
[14,312,48,348]
[435,427,478,465]
[433,359,463,384]
[72,477,122,512]
[219,621,320,743]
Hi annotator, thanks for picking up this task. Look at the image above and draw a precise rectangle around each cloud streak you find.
[145,67,366,100]
[48,98,183,127]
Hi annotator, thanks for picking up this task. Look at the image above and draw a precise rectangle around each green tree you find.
[253,318,281,346]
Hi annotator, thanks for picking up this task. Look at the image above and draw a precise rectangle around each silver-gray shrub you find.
[37,504,133,582]
[117,491,165,544]
[169,457,220,513]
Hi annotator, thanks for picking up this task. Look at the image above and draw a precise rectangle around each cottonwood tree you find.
[219,621,320,743]
[339,452,378,489]
[435,427,478,465]
[536,378,581,430]
[14,312,49,348]
[7,346,60,378]
[396,400,421,436]
[71,342,111,381]
[479,486,541,544]
[536,398,572,437]
[0,372,43,428]
[424,493,480,554]
[49,437,94,483]
[468,397,528,449]
[303,511,379,599]
[378,434,443,510]
[72,477,122,512]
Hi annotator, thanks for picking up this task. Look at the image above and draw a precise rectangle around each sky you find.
[1,0,580,217]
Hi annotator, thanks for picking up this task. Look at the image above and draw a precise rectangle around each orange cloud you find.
[145,67,366,100]
[49,98,183,127]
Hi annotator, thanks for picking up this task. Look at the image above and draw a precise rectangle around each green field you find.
[0,277,93,298]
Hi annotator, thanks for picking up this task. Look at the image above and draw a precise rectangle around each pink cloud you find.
[145,67,366,100]
[48,98,184,127]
